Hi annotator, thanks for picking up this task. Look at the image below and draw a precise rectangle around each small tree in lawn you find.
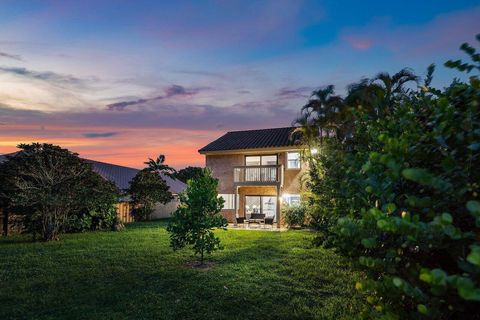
[167,169,227,265]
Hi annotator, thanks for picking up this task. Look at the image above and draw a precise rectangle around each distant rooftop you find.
[198,127,302,153]
[0,153,185,194]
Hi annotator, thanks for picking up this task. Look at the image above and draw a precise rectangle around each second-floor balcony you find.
[233,165,283,185]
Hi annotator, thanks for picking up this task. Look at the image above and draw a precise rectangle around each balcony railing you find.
[233,165,283,185]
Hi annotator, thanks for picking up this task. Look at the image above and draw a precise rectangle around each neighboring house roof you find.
[86,159,186,194]
[85,160,139,192]
[198,127,302,153]
[0,153,186,194]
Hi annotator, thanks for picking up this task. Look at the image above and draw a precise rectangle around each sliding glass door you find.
[245,195,277,221]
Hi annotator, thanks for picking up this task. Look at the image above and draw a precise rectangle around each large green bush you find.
[67,172,119,232]
[300,37,480,318]
[282,203,307,228]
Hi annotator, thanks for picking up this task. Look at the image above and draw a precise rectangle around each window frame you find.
[218,194,235,210]
[245,195,277,221]
[244,154,278,166]
[286,151,301,170]
[283,194,301,206]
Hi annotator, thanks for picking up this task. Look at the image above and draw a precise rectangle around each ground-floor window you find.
[219,194,235,210]
[245,195,277,221]
[283,194,301,206]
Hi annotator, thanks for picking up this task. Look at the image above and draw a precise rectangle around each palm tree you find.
[370,68,418,116]
[296,85,347,143]
[293,69,418,148]
[291,111,319,149]
[345,68,418,120]
[145,155,176,179]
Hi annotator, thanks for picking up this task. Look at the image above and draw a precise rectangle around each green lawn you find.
[0,220,365,320]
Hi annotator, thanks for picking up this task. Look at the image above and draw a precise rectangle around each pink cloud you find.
[344,36,374,50]
[340,7,480,58]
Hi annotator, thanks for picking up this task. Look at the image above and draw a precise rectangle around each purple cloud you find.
[106,85,208,111]
[83,132,120,138]
[0,51,23,61]
[277,87,314,99]
[1,96,299,132]
[107,97,161,111]
[165,84,200,97]
[0,66,89,88]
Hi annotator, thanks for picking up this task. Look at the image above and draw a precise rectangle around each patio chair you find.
[235,217,245,226]
[265,217,274,225]
[245,213,265,227]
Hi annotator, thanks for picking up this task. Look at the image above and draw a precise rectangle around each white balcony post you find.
[276,185,281,229]
[234,186,239,226]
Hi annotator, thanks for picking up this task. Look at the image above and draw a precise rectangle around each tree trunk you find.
[200,233,204,265]
[2,209,8,237]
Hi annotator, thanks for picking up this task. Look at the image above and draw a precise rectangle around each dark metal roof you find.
[85,160,139,192]
[86,159,186,194]
[0,153,186,194]
[198,127,301,153]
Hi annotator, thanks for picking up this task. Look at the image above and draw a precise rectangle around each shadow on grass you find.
[0,223,365,320]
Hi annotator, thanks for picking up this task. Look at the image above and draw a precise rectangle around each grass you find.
[0,220,365,320]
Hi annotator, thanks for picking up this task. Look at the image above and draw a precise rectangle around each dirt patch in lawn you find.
[184,260,215,270]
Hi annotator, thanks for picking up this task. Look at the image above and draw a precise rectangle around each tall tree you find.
[0,143,94,241]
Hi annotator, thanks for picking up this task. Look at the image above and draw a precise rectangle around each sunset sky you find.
[0,0,478,168]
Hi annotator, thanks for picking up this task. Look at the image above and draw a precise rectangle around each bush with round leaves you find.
[302,36,480,318]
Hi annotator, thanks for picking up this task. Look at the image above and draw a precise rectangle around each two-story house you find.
[198,127,306,228]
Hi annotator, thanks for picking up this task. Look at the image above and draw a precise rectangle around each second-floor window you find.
[287,152,301,169]
[244,155,278,182]
[245,155,277,166]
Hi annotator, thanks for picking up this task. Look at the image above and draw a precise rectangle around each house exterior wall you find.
[204,148,306,224]
[205,149,306,193]
[238,185,277,218]
[151,197,181,219]
[205,154,244,194]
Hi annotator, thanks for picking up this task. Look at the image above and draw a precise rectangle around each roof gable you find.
[199,127,301,153]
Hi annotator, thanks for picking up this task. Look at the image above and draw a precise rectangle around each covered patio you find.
[227,222,287,231]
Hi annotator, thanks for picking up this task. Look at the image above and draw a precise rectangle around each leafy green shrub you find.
[130,206,154,221]
[300,37,480,318]
[282,203,307,228]
[68,206,118,232]
[67,172,119,232]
